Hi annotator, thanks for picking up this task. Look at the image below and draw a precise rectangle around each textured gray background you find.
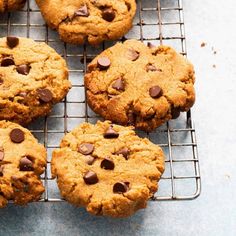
[0,0,236,235]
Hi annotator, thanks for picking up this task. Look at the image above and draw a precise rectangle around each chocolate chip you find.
[171,108,181,119]
[146,64,157,72]
[78,143,94,155]
[75,5,89,17]
[103,125,119,139]
[113,182,129,193]
[149,86,163,98]
[10,128,25,143]
[86,156,96,165]
[147,42,155,48]
[97,57,111,70]
[101,158,115,170]
[1,57,15,67]
[16,64,31,75]
[112,78,125,91]
[0,147,4,161]
[0,78,3,85]
[102,8,115,22]
[0,166,4,177]
[127,110,136,126]
[115,147,130,160]
[37,88,53,103]
[125,2,131,11]
[19,156,34,171]
[6,36,19,48]
[83,171,98,185]
[127,49,139,61]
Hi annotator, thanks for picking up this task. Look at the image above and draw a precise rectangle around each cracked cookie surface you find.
[52,121,165,217]
[0,120,46,208]
[0,0,26,12]
[85,39,195,131]
[36,0,136,45]
[0,37,71,125]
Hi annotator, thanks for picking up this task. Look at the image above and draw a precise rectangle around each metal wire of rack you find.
[0,0,201,202]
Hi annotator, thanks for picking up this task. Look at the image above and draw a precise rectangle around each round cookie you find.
[0,120,47,208]
[0,36,71,125]
[52,121,165,218]
[36,0,136,45]
[0,0,26,12]
[85,39,195,131]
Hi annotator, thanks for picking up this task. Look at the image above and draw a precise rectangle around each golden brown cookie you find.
[36,0,136,45]
[52,121,165,218]
[0,120,46,208]
[85,40,195,131]
[0,0,26,12]
[0,36,71,125]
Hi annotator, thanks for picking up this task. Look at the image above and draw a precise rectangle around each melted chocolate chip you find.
[75,5,89,17]
[37,88,53,103]
[6,36,19,48]
[101,158,115,170]
[113,182,129,193]
[0,147,4,161]
[97,57,111,70]
[127,49,139,61]
[19,156,34,171]
[102,8,116,22]
[171,108,181,119]
[149,86,163,98]
[86,156,96,165]
[115,147,130,160]
[83,171,98,185]
[125,2,131,11]
[78,143,94,155]
[147,42,155,48]
[1,57,15,67]
[103,125,119,139]
[112,78,125,91]
[10,128,25,143]
[0,78,3,85]
[16,64,31,75]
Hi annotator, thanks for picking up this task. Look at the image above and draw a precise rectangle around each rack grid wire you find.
[0,0,201,202]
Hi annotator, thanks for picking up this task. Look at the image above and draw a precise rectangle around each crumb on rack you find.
[201,42,206,47]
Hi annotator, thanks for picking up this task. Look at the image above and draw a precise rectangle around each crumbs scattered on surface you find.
[200,42,206,47]
[211,47,217,54]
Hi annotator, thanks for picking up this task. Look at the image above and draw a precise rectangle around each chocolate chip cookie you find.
[0,0,26,12]
[52,121,165,217]
[0,120,47,208]
[36,0,136,45]
[0,36,71,125]
[85,39,195,131]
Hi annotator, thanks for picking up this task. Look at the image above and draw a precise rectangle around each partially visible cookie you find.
[0,36,71,125]
[85,39,195,131]
[0,0,26,12]
[52,121,165,218]
[36,0,136,45]
[0,120,46,208]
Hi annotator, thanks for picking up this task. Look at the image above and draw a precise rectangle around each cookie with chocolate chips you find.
[51,121,165,217]
[0,37,71,125]
[0,0,26,13]
[0,120,46,208]
[36,0,136,45]
[85,39,195,131]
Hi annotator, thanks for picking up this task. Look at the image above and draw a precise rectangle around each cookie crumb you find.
[211,47,217,54]
[212,64,216,68]
[200,42,206,47]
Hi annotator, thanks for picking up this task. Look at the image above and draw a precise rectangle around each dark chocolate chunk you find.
[83,171,98,185]
[97,57,111,70]
[113,182,129,193]
[101,158,115,170]
[6,36,19,48]
[1,57,15,67]
[149,86,163,98]
[102,8,116,22]
[115,147,130,160]
[171,108,181,119]
[19,156,34,171]
[103,125,119,139]
[37,88,53,103]
[127,49,139,61]
[78,143,94,155]
[16,64,31,75]
[112,78,125,91]
[74,5,89,17]
[10,128,25,143]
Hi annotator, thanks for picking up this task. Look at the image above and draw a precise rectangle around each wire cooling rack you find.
[0,0,201,201]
